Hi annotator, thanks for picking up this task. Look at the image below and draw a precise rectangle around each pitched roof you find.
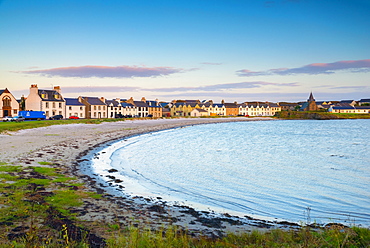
[133,101,149,107]
[106,100,120,107]
[82,97,106,105]
[38,89,64,102]
[65,98,84,106]
[359,99,370,103]
[120,102,135,107]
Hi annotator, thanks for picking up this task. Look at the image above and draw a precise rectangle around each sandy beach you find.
[1,117,297,238]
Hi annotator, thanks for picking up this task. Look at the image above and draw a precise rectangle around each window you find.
[69,106,72,110]
[98,106,101,110]
[80,107,83,110]
[59,103,62,108]
[94,106,96,110]
[2,96,11,107]
[52,102,56,108]
[13,110,17,114]
[45,102,49,108]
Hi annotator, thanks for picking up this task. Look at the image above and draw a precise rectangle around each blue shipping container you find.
[19,111,46,120]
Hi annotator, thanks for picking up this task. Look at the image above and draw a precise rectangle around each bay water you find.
[91,119,370,226]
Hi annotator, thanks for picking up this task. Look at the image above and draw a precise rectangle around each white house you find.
[25,84,65,118]
[65,98,86,118]
[328,106,370,114]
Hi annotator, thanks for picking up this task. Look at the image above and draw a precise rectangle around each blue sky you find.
[0,0,369,102]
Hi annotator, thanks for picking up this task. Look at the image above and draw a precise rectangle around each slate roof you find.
[120,102,135,108]
[331,106,355,110]
[133,101,149,107]
[213,104,225,108]
[82,97,106,105]
[359,99,370,103]
[65,98,84,106]
[106,100,120,107]
[38,89,64,102]
[340,100,355,103]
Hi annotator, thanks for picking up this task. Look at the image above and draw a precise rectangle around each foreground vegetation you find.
[1,164,369,247]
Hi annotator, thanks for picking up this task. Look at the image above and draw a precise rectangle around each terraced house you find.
[25,84,65,118]
[238,102,281,116]
[170,100,201,117]
[0,88,19,118]
[79,96,107,119]
[65,98,86,118]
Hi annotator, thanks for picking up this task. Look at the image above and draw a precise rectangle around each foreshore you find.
[1,117,300,238]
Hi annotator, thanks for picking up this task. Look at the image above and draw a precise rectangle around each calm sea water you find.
[91,119,370,226]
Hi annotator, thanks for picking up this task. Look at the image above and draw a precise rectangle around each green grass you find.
[0,118,125,134]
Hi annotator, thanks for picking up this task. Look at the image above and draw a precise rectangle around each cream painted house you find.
[238,102,281,116]
[25,85,65,118]
[0,88,19,118]
[190,108,208,117]
[65,98,86,118]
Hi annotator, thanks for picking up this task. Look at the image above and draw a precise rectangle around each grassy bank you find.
[0,118,126,134]
[1,164,369,247]
[275,111,370,120]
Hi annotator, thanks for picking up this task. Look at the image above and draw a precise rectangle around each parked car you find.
[2,116,13,122]
[69,116,79,119]
[11,116,25,122]
[49,115,63,120]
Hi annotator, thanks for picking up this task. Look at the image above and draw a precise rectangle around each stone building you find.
[300,92,318,111]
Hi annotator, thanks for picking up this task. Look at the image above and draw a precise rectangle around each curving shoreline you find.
[1,117,304,237]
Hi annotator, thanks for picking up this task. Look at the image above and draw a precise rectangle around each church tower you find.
[306,92,318,111]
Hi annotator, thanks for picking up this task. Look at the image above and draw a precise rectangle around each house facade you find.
[0,88,19,118]
[25,85,65,118]
[238,102,281,116]
[79,96,107,118]
[190,108,208,117]
[328,106,370,114]
[65,98,86,118]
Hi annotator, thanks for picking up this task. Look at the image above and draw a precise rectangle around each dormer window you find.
[41,91,47,99]
[54,93,60,99]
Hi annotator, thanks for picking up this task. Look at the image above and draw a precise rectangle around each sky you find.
[0,0,369,103]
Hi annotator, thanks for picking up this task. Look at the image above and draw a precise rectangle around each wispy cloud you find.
[17,65,185,78]
[237,59,370,77]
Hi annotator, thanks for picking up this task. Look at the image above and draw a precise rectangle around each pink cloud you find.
[237,59,370,76]
[17,65,185,78]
